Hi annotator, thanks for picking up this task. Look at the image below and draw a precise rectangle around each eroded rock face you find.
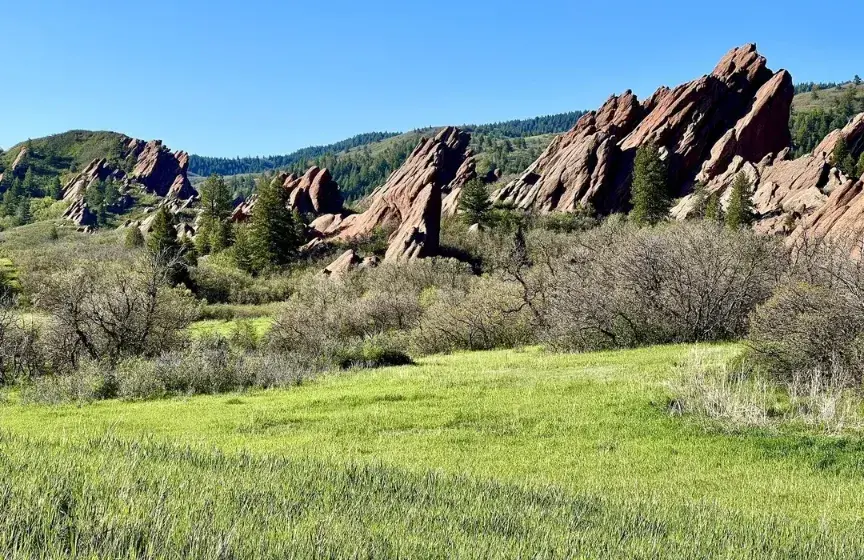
[230,166,344,223]
[672,112,864,237]
[60,137,196,226]
[130,140,196,199]
[313,126,472,262]
[0,147,28,184]
[494,44,793,213]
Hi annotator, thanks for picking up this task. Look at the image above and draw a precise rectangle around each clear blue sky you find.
[2,0,862,157]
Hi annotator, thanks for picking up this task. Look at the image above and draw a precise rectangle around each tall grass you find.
[0,431,861,559]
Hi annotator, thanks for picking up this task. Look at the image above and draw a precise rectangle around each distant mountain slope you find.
[190,111,587,201]
[188,132,401,178]
[188,111,587,178]
[790,81,864,155]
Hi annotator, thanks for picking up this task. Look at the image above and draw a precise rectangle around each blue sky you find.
[2,0,862,157]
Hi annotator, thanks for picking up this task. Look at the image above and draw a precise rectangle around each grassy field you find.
[2,344,864,558]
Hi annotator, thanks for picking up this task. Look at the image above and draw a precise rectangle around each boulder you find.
[323,249,362,276]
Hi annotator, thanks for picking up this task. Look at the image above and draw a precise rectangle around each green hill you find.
[0,130,128,180]
[790,81,864,155]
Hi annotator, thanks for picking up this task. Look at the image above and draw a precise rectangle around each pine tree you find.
[196,174,234,255]
[16,198,32,224]
[248,175,304,273]
[458,179,492,226]
[704,192,723,224]
[22,168,37,196]
[629,142,669,225]
[857,152,864,178]
[147,207,180,260]
[232,224,255,274]
[689,181,708,219]
[725,172,755,230]
[124,226,145,248]
[48,176,63,200]
[833,137,857,177]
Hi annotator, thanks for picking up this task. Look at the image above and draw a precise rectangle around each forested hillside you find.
[189,112,586,177]
[188,132,400,177]
[790,79,864,155]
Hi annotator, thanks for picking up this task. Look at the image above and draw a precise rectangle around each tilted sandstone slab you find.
[130,140,196,199]
[0,147,28,184]
[673,113,864,236]
[312,126,472,262]
[494,44,793,214]
[231,166,343,222]
[61,137,197,226]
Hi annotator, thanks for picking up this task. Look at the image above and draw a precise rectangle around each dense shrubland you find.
[2,143,864,430]
[4,207,864,424]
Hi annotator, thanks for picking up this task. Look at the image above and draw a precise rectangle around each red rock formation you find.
[494,44,793,213]
[231,166,344,223]
[672,113,864,236]
[312,126,472,262]
[60,137,196,226]
[130,140,196,199]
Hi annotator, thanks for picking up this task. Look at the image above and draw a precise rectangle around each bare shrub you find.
[36,255,197,369]
[750,234,864,383]
[545,221,782,351]
[409,277,533,355]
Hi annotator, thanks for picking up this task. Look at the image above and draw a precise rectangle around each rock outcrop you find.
[231,166,343,223]
[60,137,196,226]
[0,147,28,184]
[673,112,864,236]
[129,139,196,199]
[493,44,794,214]
[310,126,472,262]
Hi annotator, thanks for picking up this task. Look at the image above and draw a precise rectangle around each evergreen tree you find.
[833,137,857,177]
[857,152,864,178]
[458,179,492,226]
[125,225,145,248]
[16,198,32,224]
[232,224,255,274]
[725,172,755,230]
[855,75,862,86]
[704,192,723,224]
[48,176,63,200]
[689,181,708,219]
[22,168,37,196]
[147,207,181,260]
[196,174,234,255]
[103,179,120,210]
[247,175,305,273]
[629,142,669,226]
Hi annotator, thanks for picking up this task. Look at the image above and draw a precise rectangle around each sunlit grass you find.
[2,343,863,557]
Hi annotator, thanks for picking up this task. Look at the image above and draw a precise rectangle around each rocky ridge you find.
[493,44,794,214]
[307,126,475,264]
[61,137,197,227]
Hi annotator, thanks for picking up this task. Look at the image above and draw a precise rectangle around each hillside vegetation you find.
[790,80,864,156]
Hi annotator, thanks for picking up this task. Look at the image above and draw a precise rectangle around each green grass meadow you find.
[2,344,864,558]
